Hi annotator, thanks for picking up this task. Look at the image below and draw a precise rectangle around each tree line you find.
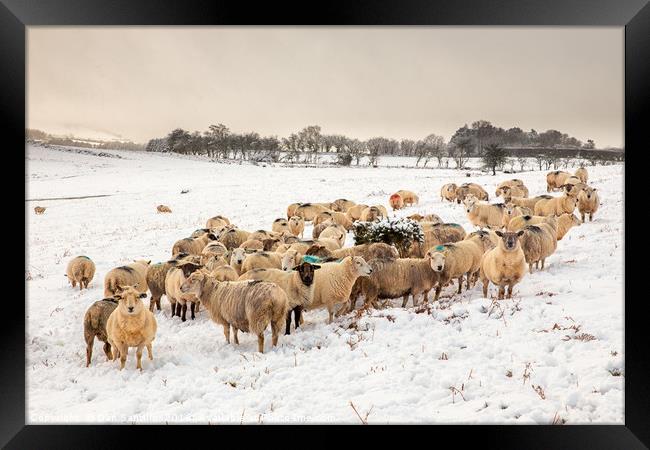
[145,120,622,169]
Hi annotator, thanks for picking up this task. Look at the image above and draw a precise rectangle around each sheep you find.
[66,256,96,290]
[575,166,588,184]
[106,286,157,370]
[306,256,373,323]
[240,251,283,274]
[396,190,419,206]
[210,264,239,281]
[479,230,527,299]
[146,255,200,312]
[312,219,335,239]
[157,204,172,213]
[577,187,600,222]
[495,180,529,198]
[318,226,346,248]
[534,190,579,216]
[408,223,467,257]
[330,242,399,262]
[172,232,218,256]
[546,170,572,192]
[288,216,305,238]
[239,261,319,334]
[348,253,445,312]
[557,213,582,240]
[465,197,506,228]
[206,215,231,229]
[286,202,303,219]
[427,230,495,300]
[518,224,557,272]
[359,205,388,222]
[408,213,442,224]
[314,211,353,230]
[218,228,251,250]
[201,241,228,264]
[281,249,302,271]
[294,203,333,222]
[83,298,118,367]
[346,203,369,222]
[389,193,404,211]
[563,181,588,198]
[204,255,230,272]
[506,194,553,210]
[34,206,46,214]
[104,260,151,298]
[333,198,356,212]
[165,261,204,321]
[506,214,556,232]
[239,239,265,252]
[271,218,290,235]
[191,228,214,238]
[501,203,533,229]
[180,271,288,353]
[440,183,457,202]
[455,183,489,204]
[262,237,283,252]
[315,237,342,251]
[229,247,249,275]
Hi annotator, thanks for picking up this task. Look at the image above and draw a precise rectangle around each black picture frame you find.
[5,0,648,447]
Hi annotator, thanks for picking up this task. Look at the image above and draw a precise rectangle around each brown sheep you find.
[408,223,467,257]
[157,204,172,213]
[83,298,118,367]
[518,224,557,272]
[428,230,495,300]
[479,231,527,299]
[546,170,572,192]
[201,241,228,264]
[172,232,218,256]
[346,203,370,222]
[534,190,579,216]
[440,183,457,202]
[294,203,333,222]
[210,264,239,282]
[240,251,283,274]
[495,180,529,198]
[218,228,251,250]
[206,215,231,229]
[312,219,335,239]
[333,199,356,212]
[286,202,303,219]
[330,242,399,261]
[106,286,157,370]
[348,253,445,312]
[289,216,305,238]
[465,197,506,228]
[575,167,588,184]
[104,260,151,298]
[557,213,582,240]
[146,255,198,312]
[577,186,599,222]
[34,206,46,214]
[396,190,419,206]
[318,225,346,248]
[66,256,96,290]
[389,193,404,211]
[272,218,291,235]
[180,271,288,353]
[455,183,489,204]
[239,239,265,252]
[164,261,204,321]
[359,205,388,222]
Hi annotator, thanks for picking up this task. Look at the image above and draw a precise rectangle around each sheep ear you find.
[139,293,148,299]
[147,260,151,265]
[208,233,218,241]
[312,265,321,270]
[114,293,122,300]
[517,230,525,237]
[495,230,503,237]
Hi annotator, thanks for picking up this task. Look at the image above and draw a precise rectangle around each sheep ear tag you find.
[434,245,445,251]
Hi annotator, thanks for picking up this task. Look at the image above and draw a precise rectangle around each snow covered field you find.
[26,144,624,424]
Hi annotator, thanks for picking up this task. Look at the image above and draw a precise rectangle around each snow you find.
[26,144,623,424]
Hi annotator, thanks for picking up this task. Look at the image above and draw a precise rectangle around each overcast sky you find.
[27,27,623,147]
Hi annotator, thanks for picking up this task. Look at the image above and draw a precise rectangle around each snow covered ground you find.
[26,144,624,424]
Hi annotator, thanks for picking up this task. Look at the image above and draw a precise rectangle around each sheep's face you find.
[465,198,479,214]
[426,252,445,272]
[114,286,147,316]
[180,271,207,297]
[582,187,596,200]
[230,248,247,265]
[289,216,304,228]
[295,262,319,286]
[352,257,373,276]
[282,250,299,271]
[495,230,524,251]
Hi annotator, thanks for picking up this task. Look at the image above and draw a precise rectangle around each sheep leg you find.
[103,341,113,361]
[327,306,335,324]
[581,213,585,223]
[136,344,144,371]
[190,302,196,320]
[79,281,83,291]
[401,295,409,308]
[481,277,489,298]
[506,284,514,299]
[232,327,239,345]
[85,335,94,367]
[146,343,153,360]
[181,303,188,322]
[118,344,128,370]
[285,311,293,335]
[465,274,471,290]
[223,324,231,344]
[497,286,505,300]
[457,276,463,294]
[71,280,77,288]
[271,319,282,347]
[529,263,534,273]
[294,306,303,329]
[589,213,593,222]
[541,259,546,269]
[257,334,265,353]
[149,296,157,312]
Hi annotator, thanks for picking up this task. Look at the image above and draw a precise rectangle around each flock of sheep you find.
[62,166,599,371]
